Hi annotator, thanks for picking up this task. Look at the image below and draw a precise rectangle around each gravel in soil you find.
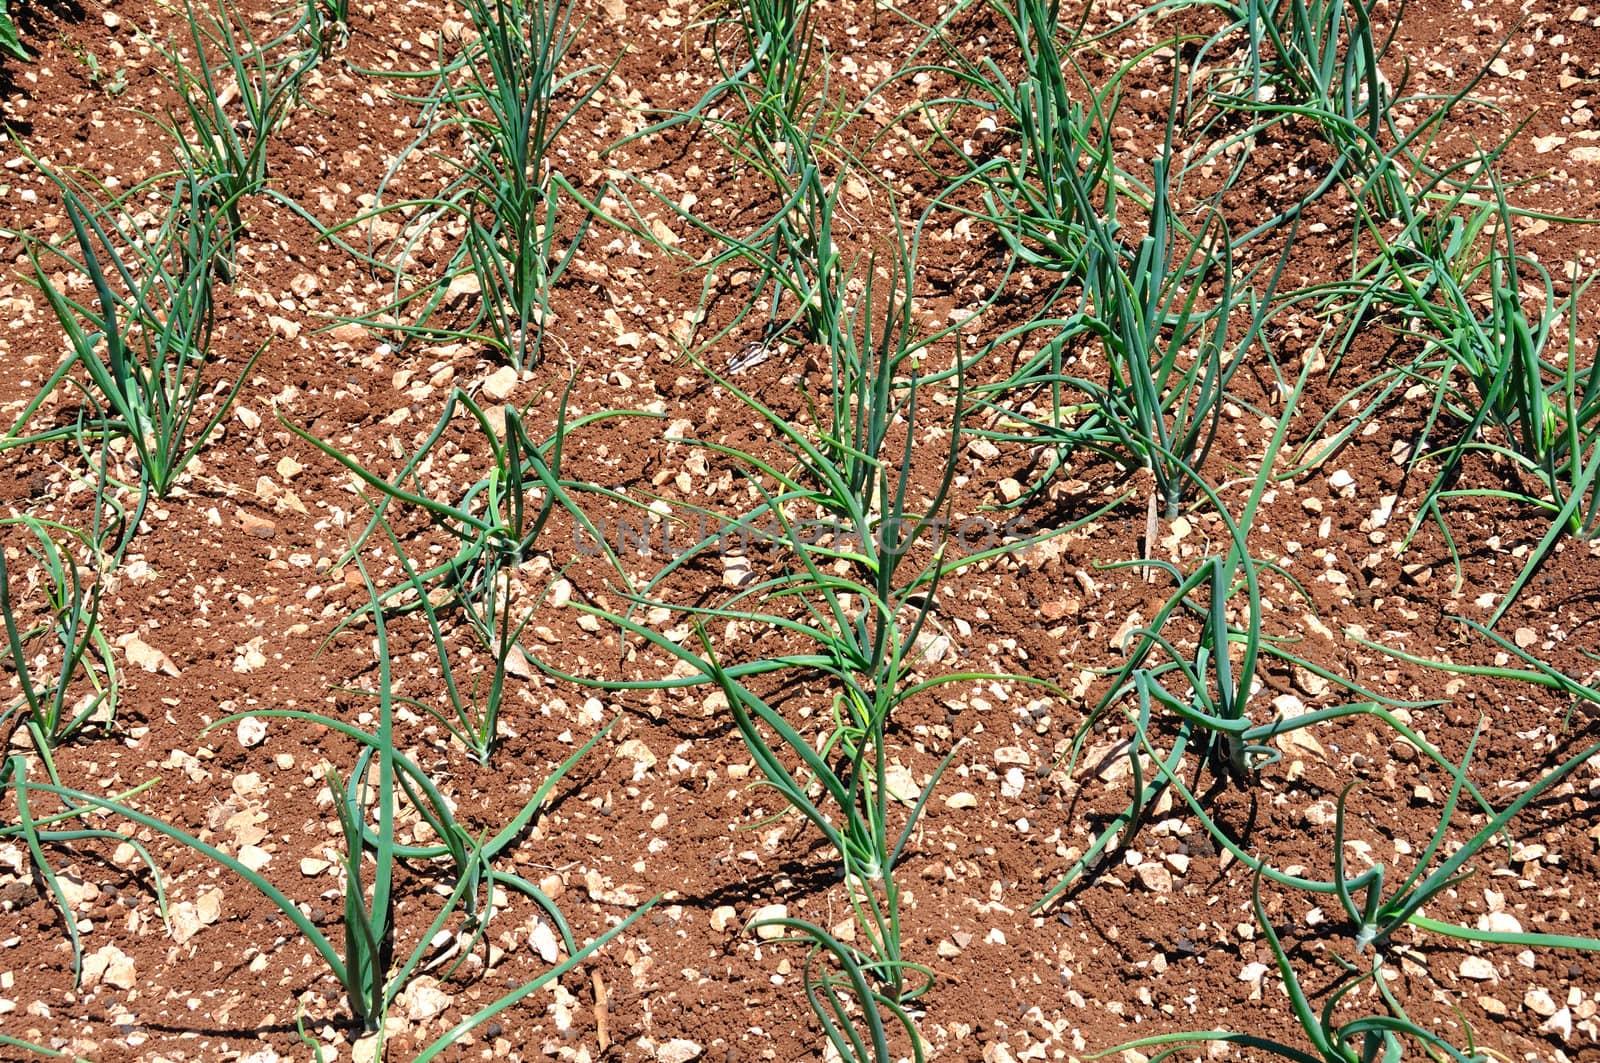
[2,0,1600,1061]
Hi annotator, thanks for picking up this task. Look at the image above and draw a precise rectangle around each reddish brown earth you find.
[2,0,1600,1061]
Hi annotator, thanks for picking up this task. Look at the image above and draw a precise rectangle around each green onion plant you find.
[1284,161,1598,617]
[1100,716,1600,1060]
[1207,0,1403,217]
[146,0,320,245]
[966,147,1284,520]
[1089,632,1600,1061]
[0,1,23,61]
[1097,869,1492,1063]
[1,565,651,1041]
[287,382,649,625]
[907,10,1283,517]
[614,64,850,361]
[308,0,351,53]
[618,0,821,157]
[0,517,118,776]
[0,767,165,988]
[752,915,926,1063]
[1035,357,1467,908]
[596,0,863,364]
[731,0,819,136]
[452,0,612,367]
[287,382,654,762]
[1080,602,1600,956]
[912,0,1124,277]
[6,160,266,554]
[337,0,613,367]
[1393,192,1599,623]
[524,239,1071,1061]
[1068,152,1281,520]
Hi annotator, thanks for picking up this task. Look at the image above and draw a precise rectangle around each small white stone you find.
[1459,956,1498,981]
[752,904,788,939]
[655,1039,703,1063]
[968,437,1000,461]
[913,630,952,663]
[1271,693,1306,715]
[1239,961,1270,983]
[983,1043,1017,1063]
[1303,800,1337,827]
[482,365,519,401]
[83,945,136,990]
[1479,911,1523,935]
[883,763,920,804]
[1541,1006,1574,1041]
[447,272,482,300]
[352,1033,382,1063]
[722,555,753,589]
[529,918,560,964]
[120,634,180,676]
[238,845,272,872]
[236,716,268,748]
[1328,469,1355,490]
[196,889,223,926]
[168,903,207,946]
[401,977,452,1021]
[56,875,96,912]
[1526,988,1558,1017]
[617,738,658,780]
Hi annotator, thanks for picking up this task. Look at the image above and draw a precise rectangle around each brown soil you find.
[2,0,1600,1061]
